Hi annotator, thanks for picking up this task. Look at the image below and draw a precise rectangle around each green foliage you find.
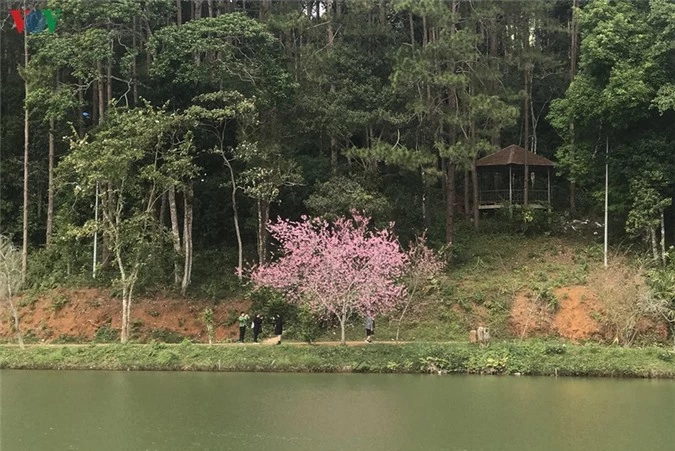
[626,167,672,239]
[4,341,674,378]
[148,328,184,344]
[4,0,675,342]
[295,307,321,343]
[50,294,70,312]
[26,240,92,290]
[149,13,293,102]
[534,285,558,312]
[156,349,180,365]
[305,176,391,221]
[94,325,120,343]
[544,343,567,355]
[492,206,559,236]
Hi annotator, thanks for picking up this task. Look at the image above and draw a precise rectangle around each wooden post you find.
[509,165,513,218]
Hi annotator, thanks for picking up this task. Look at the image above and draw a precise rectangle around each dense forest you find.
[0,0,674,341]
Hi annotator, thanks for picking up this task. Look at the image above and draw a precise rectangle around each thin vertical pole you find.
[604,137,608,269]
[508,165,513,218]
[93,182,99,278]
[547,168,551,213]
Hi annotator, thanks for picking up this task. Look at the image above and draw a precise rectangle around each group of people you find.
[237,311,376,344]
[237,312,283,344]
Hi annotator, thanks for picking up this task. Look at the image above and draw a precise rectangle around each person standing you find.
[238,311,250,343]
[252,313,263,343]
[274,314,283,345]
[365,314,374,343]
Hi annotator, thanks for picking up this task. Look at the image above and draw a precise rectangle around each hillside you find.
[1,232,667,345]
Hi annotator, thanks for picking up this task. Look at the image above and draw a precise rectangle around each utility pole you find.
[604,137,608,269]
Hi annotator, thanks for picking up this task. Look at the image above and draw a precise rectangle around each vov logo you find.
[9,9,61,34]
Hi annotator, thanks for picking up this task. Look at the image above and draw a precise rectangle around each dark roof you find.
[476,145,554,167]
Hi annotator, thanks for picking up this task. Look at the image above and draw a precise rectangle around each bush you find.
[94,324,120,343]
[148,328,184,343]
[588,256,654,346]
[657,351,673,363]
[51,294,70,312]
[26,240,91,290]
[545,343,567,355]
[295,307,321,343]
[156,349,179,365]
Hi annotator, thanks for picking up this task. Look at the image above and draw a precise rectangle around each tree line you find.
[0,0,673,300]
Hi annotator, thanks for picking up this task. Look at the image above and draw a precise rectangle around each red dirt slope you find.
[0,288,248,343]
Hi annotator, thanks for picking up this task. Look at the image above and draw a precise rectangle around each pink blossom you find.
[249,212,408,343]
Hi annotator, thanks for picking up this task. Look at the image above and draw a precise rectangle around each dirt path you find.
[0,340,446,348]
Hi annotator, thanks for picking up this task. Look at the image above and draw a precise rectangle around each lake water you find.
[1,370,674,450]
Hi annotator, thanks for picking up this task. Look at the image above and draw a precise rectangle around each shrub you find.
[156,349,179,365]
[94,325,120,343]
[588,256,654,346]
[51,294,70,312]
[545,343,567,355]
[148,328,184,343]
[296,307,321,343]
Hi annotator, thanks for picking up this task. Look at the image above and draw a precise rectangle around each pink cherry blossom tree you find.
[250,213,408,344]
[396,234,446,341]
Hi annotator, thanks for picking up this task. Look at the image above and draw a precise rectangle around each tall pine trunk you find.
[421,168,430,229]
[661,212,667,266]
[522,19,531,206]
[445,162,456,246]
[471,116,479,229]
[159,191,167,225]
[257,198,270,264]
[98,62,110,267]
[22,21,29,280]
[472,156,479,228]
[46,116,55,245]
[463,169,470,217]
[569,0,579,215]
[326,0,338,171]
[132,16,138,106]
[444,0,458,247]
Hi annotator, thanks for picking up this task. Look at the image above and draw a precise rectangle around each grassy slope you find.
[318,230,601,343]
[2,228,615,345]
[1,341,674,377]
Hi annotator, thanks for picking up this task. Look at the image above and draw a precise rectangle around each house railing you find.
[478,189,549,205]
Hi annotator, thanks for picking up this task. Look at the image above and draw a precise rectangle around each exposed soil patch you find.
[551,286,602,340]
[0,288,249,343]
[509,292,554,338]
[510,285,602,341]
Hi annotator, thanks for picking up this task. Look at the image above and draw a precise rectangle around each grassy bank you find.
[1,341,675,378]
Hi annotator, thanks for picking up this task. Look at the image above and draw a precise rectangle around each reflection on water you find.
[1,370,675,450]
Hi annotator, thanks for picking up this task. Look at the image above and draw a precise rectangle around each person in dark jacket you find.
[274,314,283,345]
[365,314,374,343]
[252,314,263,343]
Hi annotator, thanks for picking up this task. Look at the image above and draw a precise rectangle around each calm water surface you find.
[1,370,674,450]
